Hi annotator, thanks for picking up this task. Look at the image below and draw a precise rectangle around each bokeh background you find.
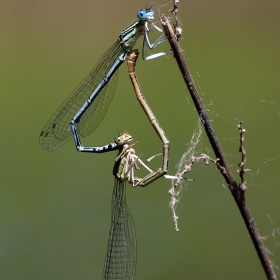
[1,0,280,279]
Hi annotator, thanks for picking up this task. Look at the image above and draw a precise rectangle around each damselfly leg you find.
[114,135,156,187]
[142,18,169,60]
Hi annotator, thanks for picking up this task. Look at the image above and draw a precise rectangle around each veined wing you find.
[102,179,136,280]
[39,40,124,151]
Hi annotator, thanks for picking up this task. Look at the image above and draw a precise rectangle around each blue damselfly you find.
[40,8,167,152]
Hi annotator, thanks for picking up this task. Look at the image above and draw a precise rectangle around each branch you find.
[161,3,277,279]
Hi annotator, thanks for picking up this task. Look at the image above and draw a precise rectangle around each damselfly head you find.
[114,132,133,146]
[137,8,154,21]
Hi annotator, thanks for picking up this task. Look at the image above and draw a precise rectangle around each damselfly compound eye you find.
[137,10,147,20]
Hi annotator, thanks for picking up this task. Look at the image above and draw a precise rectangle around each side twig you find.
[160,6,277,280]
[237,121,251,191]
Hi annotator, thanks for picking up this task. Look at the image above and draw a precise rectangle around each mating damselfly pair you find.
[40,7,177,280]
[39,7,174,186]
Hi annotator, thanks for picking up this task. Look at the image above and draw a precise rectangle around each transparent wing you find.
[102,179,136,280]
[39,40,124,151]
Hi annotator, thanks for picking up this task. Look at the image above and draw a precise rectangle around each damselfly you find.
[69,131,161,278]
[102,132,163,279]
[68,127,177,278]
[103,133,137,280]
[40,8,168,152]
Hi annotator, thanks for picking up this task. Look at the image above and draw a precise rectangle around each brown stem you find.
[160,14,277,280]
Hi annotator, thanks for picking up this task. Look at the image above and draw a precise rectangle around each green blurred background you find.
[1,0,280,279]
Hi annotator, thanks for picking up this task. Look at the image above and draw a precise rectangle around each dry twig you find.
[163,1,277,279]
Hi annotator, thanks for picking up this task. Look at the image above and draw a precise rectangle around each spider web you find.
[169,119,203,231]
